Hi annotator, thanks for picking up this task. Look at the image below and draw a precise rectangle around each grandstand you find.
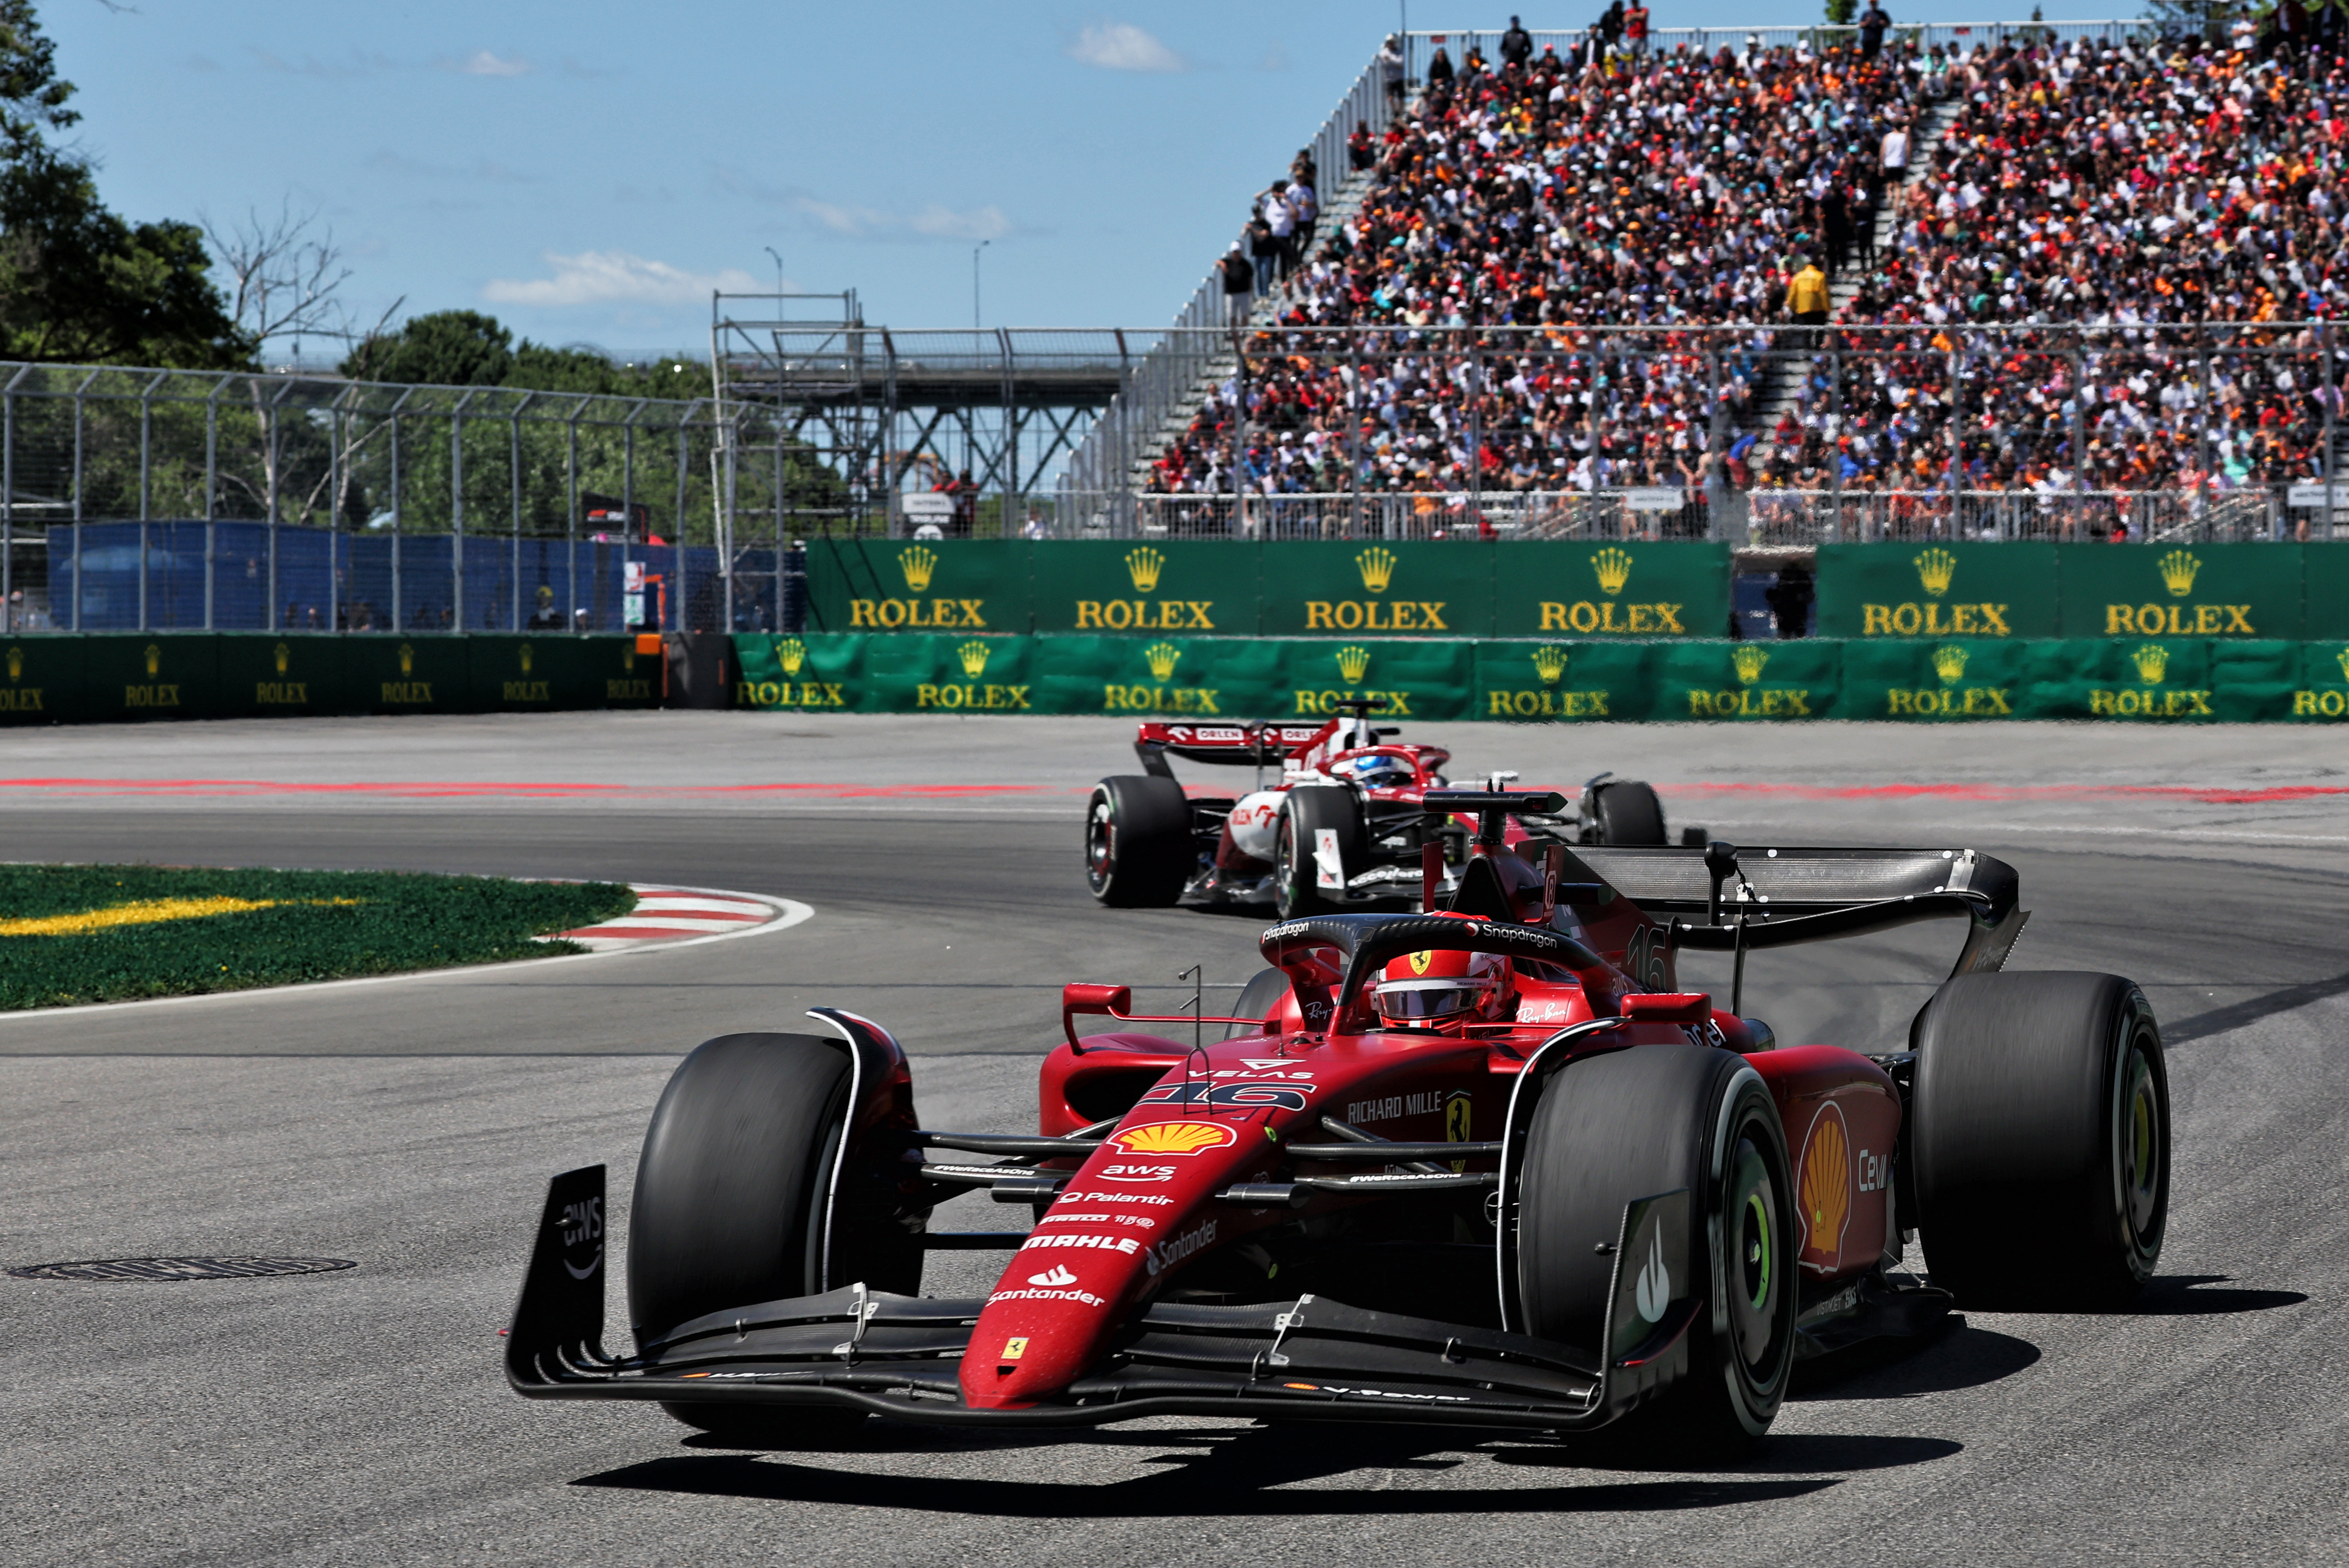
[1061,19,2349,544]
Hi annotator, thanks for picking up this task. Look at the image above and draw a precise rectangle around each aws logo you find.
[1294,643,1412,716]
[1538,546,1687,635]
[1103,640,1221,714]
[1885,643,2013,717]
[1686,644,1814,719]
[1487,643,1612,719]
[849,544,987,628]
[2103,550,2254,635]
[1861,548,2013,637]
[2089,641,2213,717]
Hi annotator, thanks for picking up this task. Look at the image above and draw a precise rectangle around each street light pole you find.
[763,246,785,299]
[973,240,990,331]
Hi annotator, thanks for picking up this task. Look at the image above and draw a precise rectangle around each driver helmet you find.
[1375,942,1513,1026]
[1332,753,1415,791]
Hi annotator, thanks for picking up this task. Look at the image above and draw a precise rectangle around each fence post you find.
[1945,341,1961,520]
[1347,345,1364,540]
[1468,336,1483,536]
[2197,334,2213,539]
[675,418,690,630]
[204,379,219,632]
[1828,339,1842,544]
[1,381,10,632]
[2069,345,2084,540]
[390,403,403,633]
[511,404,525,633]
[452,398,466,632]
[266,381,280,633]
[1233,329,1248,537]
[2325,322,2338,538]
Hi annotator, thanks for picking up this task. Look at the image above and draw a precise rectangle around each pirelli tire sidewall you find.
[1273,784,1365,919]
[1085,774,1193,907]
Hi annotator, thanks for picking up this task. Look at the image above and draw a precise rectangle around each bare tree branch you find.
[200,199,355,353]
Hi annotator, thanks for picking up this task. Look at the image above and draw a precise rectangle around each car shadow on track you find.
[2116,1274,2308,1315]
[1786,1320,2041,1402]
[576,1424,1844,1515]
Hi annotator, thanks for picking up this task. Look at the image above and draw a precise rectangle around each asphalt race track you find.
[4,712,2346,1566]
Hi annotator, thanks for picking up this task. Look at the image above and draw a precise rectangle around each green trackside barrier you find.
[1474,640,1659,722]
[342,636,474,715]
[2293,642,2349,719]
[461,635,659,712]
[1492,541,1731,640]
[1254,540,1493,637]
[1029,541,1254,636]
[2303,547,2349,641]
[1031,635,1290,719]
[79,634,219,723]
[733,632,2349,722]
[1816,542,2062,640]
[2056,542,2304,639]
[0,634,82,724]
[213,635,352,719]
[803,537,1033,635]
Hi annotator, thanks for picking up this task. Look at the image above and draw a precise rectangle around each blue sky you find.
[46,1,2125,354]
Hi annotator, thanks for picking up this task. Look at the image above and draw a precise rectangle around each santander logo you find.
[1028,1264,1077,1288]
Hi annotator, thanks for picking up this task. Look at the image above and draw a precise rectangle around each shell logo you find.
[1111,1122,1237,1157]
[1797,1102,1852,1270]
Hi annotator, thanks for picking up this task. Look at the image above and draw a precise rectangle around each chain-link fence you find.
[0,363,762,634]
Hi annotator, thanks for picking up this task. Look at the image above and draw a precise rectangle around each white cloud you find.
[1068,23,1184,72]
[455,50,531,77]
[910,204,1012,241]
[483,251,761,308]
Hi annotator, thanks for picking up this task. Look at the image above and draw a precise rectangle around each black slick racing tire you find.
[1588,781,1668,846]
[1518,1043,1796,1457]
[1222,966,1294,1041]
[1273,787,1363,919]
[1085,775,1193,907]
[628,1032,871,1442]
[1910,971,2169,1310]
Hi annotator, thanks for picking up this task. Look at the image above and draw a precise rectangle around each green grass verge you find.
[0,864,637,1011]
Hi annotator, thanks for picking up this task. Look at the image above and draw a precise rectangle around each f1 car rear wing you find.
[1568,843,2029,982]
[1133,701,1399,775]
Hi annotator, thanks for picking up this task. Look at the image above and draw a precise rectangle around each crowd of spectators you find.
[1148,18,2349,511]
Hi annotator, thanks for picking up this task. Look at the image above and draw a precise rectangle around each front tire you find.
[1518,1043,1796,1456]
[1910,971,2169,1309]
[628,1032,877,1441]
[1085,775,1193,907]
[1273,787,1363,919]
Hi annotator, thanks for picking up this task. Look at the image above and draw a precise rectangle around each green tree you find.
[0,1,246,367]
[341,308,513,387]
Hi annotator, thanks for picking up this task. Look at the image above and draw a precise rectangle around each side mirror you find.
[1061,983,1133,1052]
[1703,839,1740,926]
[1622,991,1712,1024]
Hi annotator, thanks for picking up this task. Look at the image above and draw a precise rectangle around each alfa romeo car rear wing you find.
[1134,721,1335,774]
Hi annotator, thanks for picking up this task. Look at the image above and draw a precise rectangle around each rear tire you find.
[1587,781,1668,845]
[1085,775,1193,907]
[1273,787,1363,919]
[1518,1044,1796,1457]
[1910,971,2169,1309]
[628,1032,875,1442]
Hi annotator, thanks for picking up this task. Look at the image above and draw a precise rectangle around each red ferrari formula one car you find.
[1085,701,1682,917]
[508,793,2170,1453]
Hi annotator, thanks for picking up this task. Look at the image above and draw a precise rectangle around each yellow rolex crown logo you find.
[1125,546,1166,593]
[1733,644,1769,685]
[2337,647,2349,684]
[398,643,415,675]
[622,647,635,672]
[1592,546,1635,597]
[144,643,162,676]
[2132,642,2171,684]
[957,640,991,678]
[2157,549,2200,598]
[1143,641,1182,680]
[274,642,291,675]
[5,646,19,680]
[1914,547,1957,598]
[1355,547,1398,593]
[519,644,534,674]
[776,637,807,676]
[1531,645,1570,685]
[1336,644,1372,684]
[899,545,938,593]
[1931,644,1968,684]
